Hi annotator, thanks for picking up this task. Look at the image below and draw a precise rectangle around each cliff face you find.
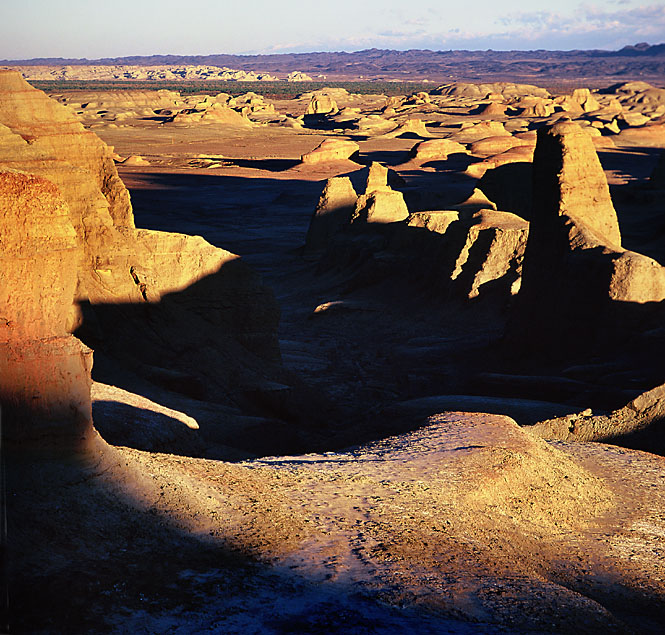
[0,71,283,447]
[0,170,93,446]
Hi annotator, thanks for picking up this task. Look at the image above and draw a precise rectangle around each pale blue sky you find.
[1,0,664,59]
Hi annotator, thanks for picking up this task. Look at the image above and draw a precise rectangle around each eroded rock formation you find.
[304,177,358,255]
[300,138,360,164]
[0,71,291,447]
[509,120,665,355]
[0,169,94,448]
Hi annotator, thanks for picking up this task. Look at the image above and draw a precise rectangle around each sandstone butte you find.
[0,70,283,449]
[509,120,665,354]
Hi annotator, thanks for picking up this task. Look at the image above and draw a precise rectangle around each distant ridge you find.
[3,44,665,66]
[3,45,665,82]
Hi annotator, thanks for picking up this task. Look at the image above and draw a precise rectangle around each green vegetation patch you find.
[30,80,437,99]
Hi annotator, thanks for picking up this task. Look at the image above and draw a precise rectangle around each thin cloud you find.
[500,3,665,35]
[252,3,665,54]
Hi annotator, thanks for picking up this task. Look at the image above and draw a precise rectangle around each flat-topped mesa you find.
[509,120,665,355]
[0,170,94,448]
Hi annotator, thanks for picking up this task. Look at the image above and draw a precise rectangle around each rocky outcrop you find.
[432,82,550,100]
[382,118,432,139]
[469,135,523,158]
[406,206,529,300]
[0,170,94,448]
[168,103,252,126]
[404,138,468,164]
[305,165,529,303]
[449,121,511,143]
[16,64,279,82]
[352,189,409,224]
[305,94,338,115]
[300,138,360,164]
[304,176,358,255]
[466,145,535,180]
[529,382,665,453]
[0,71,290,444]
[509,120,665,355]
[351,162,409,224]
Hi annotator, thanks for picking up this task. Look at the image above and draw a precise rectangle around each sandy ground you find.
[7,413,665,633]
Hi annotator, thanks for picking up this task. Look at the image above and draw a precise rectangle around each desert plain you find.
[2,63,665,633]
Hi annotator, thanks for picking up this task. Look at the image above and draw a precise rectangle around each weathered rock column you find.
[508,121,665,355]
[0,170,94,448]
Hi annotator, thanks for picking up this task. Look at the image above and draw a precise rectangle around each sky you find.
[1,0,664,60]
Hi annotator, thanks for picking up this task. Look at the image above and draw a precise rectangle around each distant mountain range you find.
[3,44,665,82]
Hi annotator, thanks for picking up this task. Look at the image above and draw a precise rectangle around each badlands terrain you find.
[2,68,665,633]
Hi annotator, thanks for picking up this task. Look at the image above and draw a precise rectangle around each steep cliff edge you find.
[0,169,94,447]
[0,71,290,449]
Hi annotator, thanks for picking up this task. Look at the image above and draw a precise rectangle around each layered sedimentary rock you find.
[408,209,528,299]
[0,71,285,444]
[0,170,94,447]
[305,94,338,115]
[351,163,409,224]
[351,189,409,224]
[509,120,665,354]
[382,118,432,139]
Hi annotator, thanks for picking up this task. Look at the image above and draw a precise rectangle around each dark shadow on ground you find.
[225,158,301,171]
[6,448,486,634]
